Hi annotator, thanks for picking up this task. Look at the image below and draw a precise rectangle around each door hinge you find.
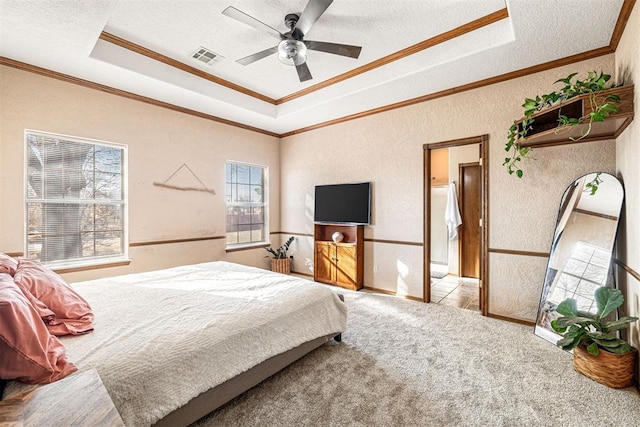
[479,218,483,227]
[479,157,483,166]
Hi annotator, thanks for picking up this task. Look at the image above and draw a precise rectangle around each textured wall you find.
[0,65,280,282]
[281,54,618,321]
[1,16,635,324]
[489,253,550,321]
[614,2,640,350]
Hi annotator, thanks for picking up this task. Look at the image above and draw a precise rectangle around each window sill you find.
[225,242,270,253]
[52,259,132,274]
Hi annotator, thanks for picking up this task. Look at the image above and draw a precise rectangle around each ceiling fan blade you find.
[295,62,313,82]
[236,46,279,66]
[222,6,284,40]
[304,40,361,59]
[295,0,333,37]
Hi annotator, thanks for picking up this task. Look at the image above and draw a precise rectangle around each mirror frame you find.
[534,172,624,345]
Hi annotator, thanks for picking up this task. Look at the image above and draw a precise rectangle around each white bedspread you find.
[9,262,347,426]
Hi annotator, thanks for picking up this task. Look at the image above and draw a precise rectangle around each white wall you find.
[1,7,637,326]
[0,65,281,283]
[281,54,617,320]
[614,2,640,355]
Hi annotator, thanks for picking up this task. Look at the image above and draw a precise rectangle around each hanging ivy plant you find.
[504,71,621,178]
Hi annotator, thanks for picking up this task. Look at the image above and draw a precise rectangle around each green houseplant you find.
[265,236,294,259]
[551,286,638,388]
[504,71,622,178]
[265,236,294,274]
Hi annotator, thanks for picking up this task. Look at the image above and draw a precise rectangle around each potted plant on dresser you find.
[551,286,638,388]
[265,236,295,274]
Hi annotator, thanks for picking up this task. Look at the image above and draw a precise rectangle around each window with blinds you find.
[25,131,127,268]
[225,162,268,248]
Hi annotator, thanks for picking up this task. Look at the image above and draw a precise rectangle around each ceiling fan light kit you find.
[222,0,362,82]
[278,39,307,66]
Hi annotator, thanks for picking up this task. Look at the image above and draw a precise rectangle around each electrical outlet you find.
[373,265,379,274]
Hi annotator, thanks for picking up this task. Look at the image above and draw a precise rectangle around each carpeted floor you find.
[193,290,640,426]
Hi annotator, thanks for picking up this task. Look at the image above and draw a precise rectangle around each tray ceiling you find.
[0,0,628,135]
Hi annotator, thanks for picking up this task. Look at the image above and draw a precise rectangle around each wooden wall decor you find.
[153,163,215,195]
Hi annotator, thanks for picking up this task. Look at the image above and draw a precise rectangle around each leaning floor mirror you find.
[535,172,624,345]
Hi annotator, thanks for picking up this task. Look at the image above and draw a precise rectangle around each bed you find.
[3,261,347,426]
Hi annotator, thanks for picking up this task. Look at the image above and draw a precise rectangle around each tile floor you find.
[430,274,480,311]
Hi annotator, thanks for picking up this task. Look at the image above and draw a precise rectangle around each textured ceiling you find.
[0,0,626,134]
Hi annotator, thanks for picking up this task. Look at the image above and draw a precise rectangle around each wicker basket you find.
[573,345,638,388]
[270,258,290,274]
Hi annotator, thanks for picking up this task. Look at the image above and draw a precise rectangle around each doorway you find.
[423,135,488,315]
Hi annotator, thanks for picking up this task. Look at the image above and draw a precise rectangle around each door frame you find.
[423,135,489,316]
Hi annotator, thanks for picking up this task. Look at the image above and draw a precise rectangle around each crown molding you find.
[1,0,634,139]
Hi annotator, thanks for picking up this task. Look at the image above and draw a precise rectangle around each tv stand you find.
[313,224,364,291]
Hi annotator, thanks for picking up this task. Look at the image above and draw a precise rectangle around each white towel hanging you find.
[445,182,462,239]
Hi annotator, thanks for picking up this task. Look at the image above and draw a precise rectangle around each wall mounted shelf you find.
[515,85,634,148]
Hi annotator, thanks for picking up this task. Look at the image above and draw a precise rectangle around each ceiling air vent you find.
[191,47,223,65]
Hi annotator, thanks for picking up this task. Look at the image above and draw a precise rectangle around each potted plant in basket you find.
[265,236,295,274]
[551,286,638,388]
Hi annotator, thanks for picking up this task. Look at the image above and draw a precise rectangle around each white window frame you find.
[24,130,128,269]
[225,161,269,250]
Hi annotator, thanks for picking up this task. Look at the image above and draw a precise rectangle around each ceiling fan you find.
[222,0,362,82]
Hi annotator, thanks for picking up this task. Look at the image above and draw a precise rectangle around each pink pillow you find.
[13,260,94,336]
[0,253,18,276]
[0,273,77,384]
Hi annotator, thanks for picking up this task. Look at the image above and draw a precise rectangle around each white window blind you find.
[225,162,267,247]
[25,131,127,267]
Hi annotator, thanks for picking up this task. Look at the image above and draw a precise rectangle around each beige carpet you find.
[193,290,640,426]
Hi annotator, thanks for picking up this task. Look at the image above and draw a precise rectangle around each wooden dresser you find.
[313,223,364,290]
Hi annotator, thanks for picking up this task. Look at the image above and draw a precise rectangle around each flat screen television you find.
[314,182,371,225]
